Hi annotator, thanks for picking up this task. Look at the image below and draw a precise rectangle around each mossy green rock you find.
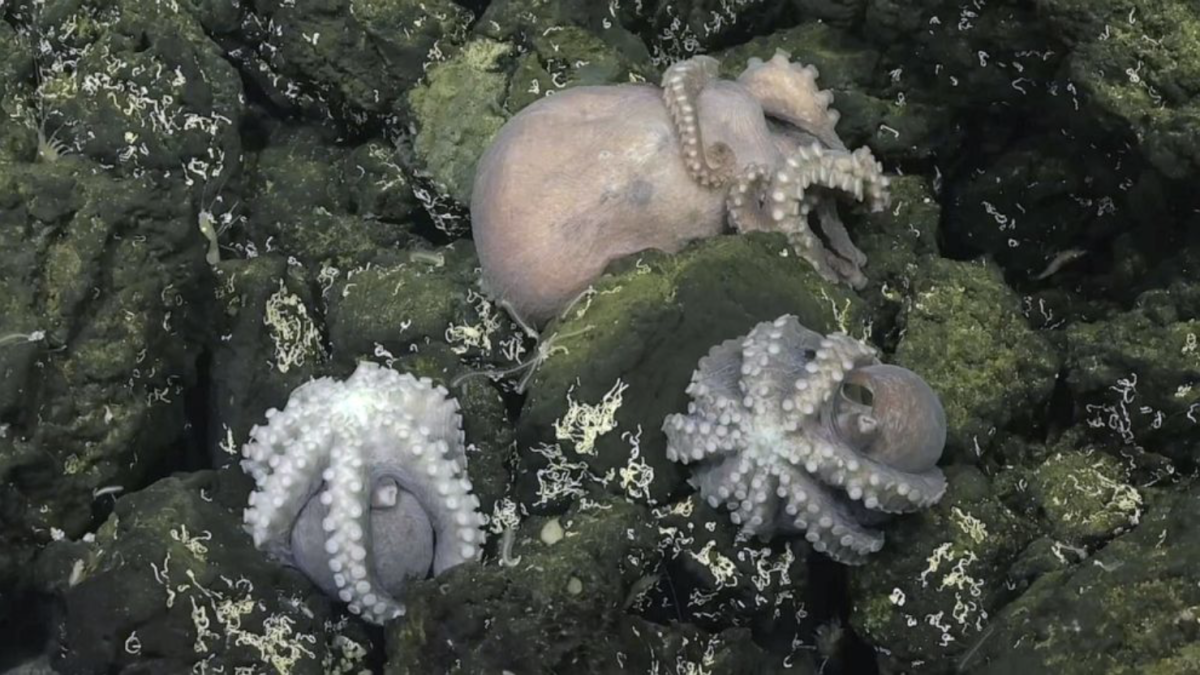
[387,495,803,672]
[245,127,411,266]
[515,233,868,509]
[963,484,1200,674]
[502,26,652,113]
[475,0,651,67]
[1027,450,1143,546]
[325,241,519,365]
[385,497,659,673]
[209,256,326,465]
[44,471,371,674]
[1035,0,1200,178]
[1066,289,1200,462]
[247,0,471,118]
[718,23,880,85]
[407,39,513,205]
[851,174,941,292]
[23,0,244,176]
[894,258,1060,458]
[0,165,208,597]
[850,465,1035,671]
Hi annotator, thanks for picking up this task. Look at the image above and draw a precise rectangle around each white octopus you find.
[664,315,947,564]
[241,361,486,623]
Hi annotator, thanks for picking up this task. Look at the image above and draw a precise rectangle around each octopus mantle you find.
[472,51,889,325]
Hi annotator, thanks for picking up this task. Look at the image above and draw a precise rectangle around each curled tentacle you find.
[781,143,891,286]
[725,163,772,233]
[724,144,890,289]
[737,49,845,151]
[661,55,737,188]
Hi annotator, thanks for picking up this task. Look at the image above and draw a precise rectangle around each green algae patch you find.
[501,24,653,113]
[894,258,1060,459]
[389,492,800,672]
[407,39,513,205]
[245,127,412,267]
[964,485,1200,674]
[43,471,371,674]
[850,465,1035,671]
[1066,290,1200,462]
[852,174,942,294]
[1036,0,1200,178]
[208,256,328,468]
[0,164,210,577]
[325,241,519,364]
[1029,450,1143,545]
[386,497,656,673]
[515,233,867,509]
[250,0,471,118]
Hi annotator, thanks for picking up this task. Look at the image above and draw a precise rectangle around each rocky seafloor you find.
[0,0,1198,673]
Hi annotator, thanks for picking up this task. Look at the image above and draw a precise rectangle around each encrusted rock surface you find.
[3,0,1199,672]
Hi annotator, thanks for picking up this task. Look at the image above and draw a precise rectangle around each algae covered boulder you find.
[850,464,1035,672]
[385,497,659,674]
[14,0,244,176]
[42,471,374,675]
[1066,286,1200,463]
[961,484,1200,674]
[208,255,328,465]
[513,233,868,509]
[406,39,514,206]
[238,0,472,119]
[243,127,414,267]
[1021,445,1145,548]
[386,494,800,674]
[849,173,942,293]
[0,166,210,597]
[1034,0,1200,179]
[893,258,1061,459]
[324,241,521,366]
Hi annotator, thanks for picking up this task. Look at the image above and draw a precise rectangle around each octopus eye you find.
[839,382,874,407]
[832,377,883,452]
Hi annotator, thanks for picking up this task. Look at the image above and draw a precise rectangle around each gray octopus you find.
[663,315,946,565]
[241,362,486,624]
[471,50,890,325]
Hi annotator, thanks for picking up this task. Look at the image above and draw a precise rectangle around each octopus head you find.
[828,364,947,475]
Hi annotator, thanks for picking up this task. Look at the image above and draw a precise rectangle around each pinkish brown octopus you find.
[471,50,890,326]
